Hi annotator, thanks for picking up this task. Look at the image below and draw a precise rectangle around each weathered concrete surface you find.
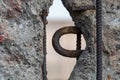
[0,0,52,80]
[61,0,120,80]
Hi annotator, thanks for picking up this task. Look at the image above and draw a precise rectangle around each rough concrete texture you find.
[0,0,52,80]
[61,0,120,80]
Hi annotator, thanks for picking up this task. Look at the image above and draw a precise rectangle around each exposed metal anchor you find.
[52,5,96,58]
[52,26,83,58]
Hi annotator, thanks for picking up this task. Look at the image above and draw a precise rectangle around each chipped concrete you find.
[61,0,120,80]
[0,0,53,80]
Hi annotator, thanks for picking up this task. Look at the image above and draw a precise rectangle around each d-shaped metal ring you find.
[52,26,82,58]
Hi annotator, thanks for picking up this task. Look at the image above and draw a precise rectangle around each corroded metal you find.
[52,26,83,58]
[42,9,48,80]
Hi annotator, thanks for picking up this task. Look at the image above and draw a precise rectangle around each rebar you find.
[42,9,47,80]
[52,27,82,58]
[96,0,103,79]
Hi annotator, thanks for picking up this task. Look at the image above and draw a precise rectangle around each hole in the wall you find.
[46,0,86,80]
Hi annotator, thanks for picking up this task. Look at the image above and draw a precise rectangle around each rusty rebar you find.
[42,9,48,80]
[52,27,83,58]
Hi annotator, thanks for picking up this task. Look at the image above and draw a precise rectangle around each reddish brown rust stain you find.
[5,0,22,19]
[0,35,5,42]
[3,54,25,64]
[0,28,9,42]
[10,0,22,13]
[6,9,13,18]
[107,75,111,80]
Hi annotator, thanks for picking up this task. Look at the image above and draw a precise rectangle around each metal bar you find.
[76,33,81,51]
[52,27,82,58]
[42,9,47,80]
[96,0,103,79]
[76,32,81,60]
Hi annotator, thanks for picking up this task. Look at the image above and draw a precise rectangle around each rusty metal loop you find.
[52,26,83,58]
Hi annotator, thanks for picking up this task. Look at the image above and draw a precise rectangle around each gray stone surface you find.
[0,0,52,80]
[61,0,120,80]
[0,0,119,80]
